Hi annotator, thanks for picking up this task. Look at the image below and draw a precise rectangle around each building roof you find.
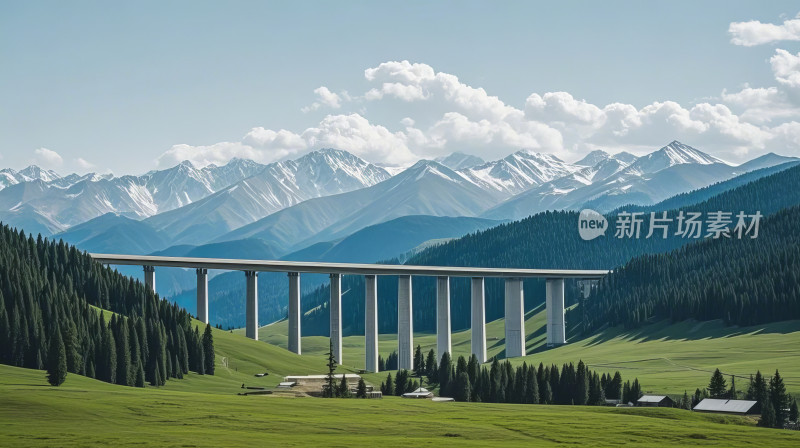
[90,253,610,279]
[402,387,434,398]
[637,395,669,403]
[693,399,758,414]
[284,374,361,381]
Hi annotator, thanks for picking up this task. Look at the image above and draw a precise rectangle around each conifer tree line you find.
[582,205,800,331]
[379,346,644,405]
[0,223,214,386]
[679,368,798,429]
[296,165,800,337]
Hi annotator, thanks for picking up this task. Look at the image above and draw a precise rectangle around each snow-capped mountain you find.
[0,159,266,234]
[482,141,796,221]
[0,165,63,189]
[457,150,583,196]
[574,149,637,167]
[436,152,486,170]
[624,140,726,175]
[217,159,501,253]
[144,149,391,246]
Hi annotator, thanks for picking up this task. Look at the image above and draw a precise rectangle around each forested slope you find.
[583,204,800,330]
[0,223,213,386]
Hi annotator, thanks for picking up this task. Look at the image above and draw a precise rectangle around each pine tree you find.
[576,360,589,405]
[102,327,117,384]
[425,349,437,384]
[769,369,788,427]
[541,381,553,404]
[384,373,394,396]
[413,345,424,374]
[338,374,351,398]
[789,399,798,423]
[395,369,409,396]
[356,377,367,398]
[525,366,539,404]
[115,319,131,386]
[46,329,67,386]
[324,339,337,398]
[708,368,727,398]
[135,360,145,388]
[728,375,737,399]
[759,397,776,428]
[438,352,453,396]
[202,324,214,375]
[454,372,471,402]
[681,391,692,410]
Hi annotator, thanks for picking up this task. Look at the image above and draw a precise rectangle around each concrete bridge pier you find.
[330,273,342,365]
[365,275,378,372]
[245,271,258,340]
[397,275,413,371]
[546,278,566,347]
[436,276,451,361]
[196,268,208,323]
[143,265,155,293]
[471,277,487,363]
[288,272,300,354]
[504,278,525,358]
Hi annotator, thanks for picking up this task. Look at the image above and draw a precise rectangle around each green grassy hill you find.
[2,363,799,447]
[256,310,800,396]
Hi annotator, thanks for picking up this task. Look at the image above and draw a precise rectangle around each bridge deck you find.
[90,253,610,279]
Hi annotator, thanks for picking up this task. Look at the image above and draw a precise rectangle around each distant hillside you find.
[282,215,503,263]
[297,163,800,336]
[55,213,168,254]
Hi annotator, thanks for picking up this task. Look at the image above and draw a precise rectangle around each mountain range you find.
[3,141,798,264]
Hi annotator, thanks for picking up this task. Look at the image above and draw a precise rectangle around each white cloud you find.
[301,114,416,165]
[74,158,95,170]
[771,49,800,90]
[157,41,800,168]
[33,147,63,168]
[157,113,417,167]
[301,86,342,112]
[729,13,800,46]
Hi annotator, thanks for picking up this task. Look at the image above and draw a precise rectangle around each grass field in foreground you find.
[2,364,799,448]
[255,311,800,396]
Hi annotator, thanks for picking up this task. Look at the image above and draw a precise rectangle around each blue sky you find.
[2,1,800,174]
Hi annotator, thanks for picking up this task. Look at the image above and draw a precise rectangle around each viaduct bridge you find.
[91,254,609,372]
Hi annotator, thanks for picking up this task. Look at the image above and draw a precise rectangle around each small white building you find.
[402,387,434,399]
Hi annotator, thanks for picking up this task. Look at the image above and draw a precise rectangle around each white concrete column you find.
[143,265,155,293]
[471,277,487,363]
[504,278,525,358]
[365,275,378,373]
[397,275,413,371]
[436,276,451,361]
[245,271,258,340]
[329,273,342,365]
[288,272,301,354]
[546,278,566,346]
[196,268,208,324]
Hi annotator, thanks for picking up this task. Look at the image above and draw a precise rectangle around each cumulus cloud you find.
[34,147,63,168]
[301,86,342,112]
[157,32,800,168]
[157,113,418,168]
[771,49,800,90]
[729,13,800,46]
